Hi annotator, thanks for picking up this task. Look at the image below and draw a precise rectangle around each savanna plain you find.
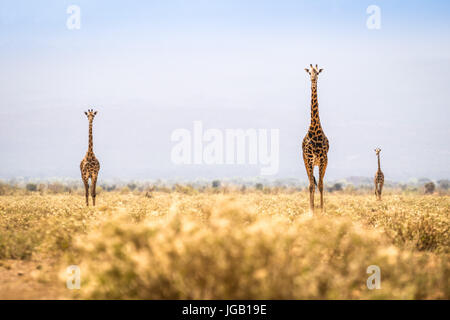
[0,185,448,299]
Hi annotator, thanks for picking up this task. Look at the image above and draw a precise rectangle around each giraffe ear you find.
[305,68,310,74]
[94,111,97,115]
[318,69,323,74]
[84,112,88,116]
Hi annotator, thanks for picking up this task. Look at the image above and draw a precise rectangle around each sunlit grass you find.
[0,192,448,299]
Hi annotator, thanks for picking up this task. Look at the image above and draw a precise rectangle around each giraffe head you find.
[374,148,381,155]
[84,109,98,122]
[305,64,323,83]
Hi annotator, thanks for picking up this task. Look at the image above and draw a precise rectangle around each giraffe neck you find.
[87,120,94,156]
[377,154,381,171]
[310,80,321,128]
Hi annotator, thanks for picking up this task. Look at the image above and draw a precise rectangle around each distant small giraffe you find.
[374,148,384,200]
[80,109,100,206]
[302,64,329,213]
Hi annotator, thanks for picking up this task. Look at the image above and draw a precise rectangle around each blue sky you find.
[0,1,449,181]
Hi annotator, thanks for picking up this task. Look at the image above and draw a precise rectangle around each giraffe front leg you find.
[374,180,378,200]
[304,162,315,214]
[378,182,383,201]
[309,177,315,213]
[376,183,381,200]
[318,159,328,212]
[83,178,89,206]
[91,174,98,206]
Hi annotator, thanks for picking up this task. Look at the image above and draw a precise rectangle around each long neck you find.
[87,120,94,155]
[377,154,381,171]
[310,79,321,127]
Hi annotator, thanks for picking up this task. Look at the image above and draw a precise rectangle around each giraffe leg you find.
[305,162,315,213]
[83,178,89,206]
[375,183,381,200]
[378,182,383,201]
[318,159,328,211]
[91,174,98,206]
[374,179,379,200]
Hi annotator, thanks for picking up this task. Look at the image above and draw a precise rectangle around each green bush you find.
[26,183,38,192]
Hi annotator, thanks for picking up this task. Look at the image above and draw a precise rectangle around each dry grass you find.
[0,192,448,299]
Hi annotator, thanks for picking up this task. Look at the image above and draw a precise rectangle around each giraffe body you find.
[374,148,384,200]
[302,64,329,213]
[80,109,100,206]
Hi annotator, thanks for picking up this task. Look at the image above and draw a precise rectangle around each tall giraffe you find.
[374,148,384,200]
[302,64,329,213]
[80,109,100,206]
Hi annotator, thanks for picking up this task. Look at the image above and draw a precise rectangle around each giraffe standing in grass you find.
[80,109,100,206]
[374,148,384,200]
[302,64,329,213]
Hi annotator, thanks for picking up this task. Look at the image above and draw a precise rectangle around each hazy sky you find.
[0,0,449,181]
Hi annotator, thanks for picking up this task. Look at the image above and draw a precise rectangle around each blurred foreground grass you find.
[0,192,448,299]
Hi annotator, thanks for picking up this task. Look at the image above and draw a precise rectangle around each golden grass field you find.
[0,190,448,299]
